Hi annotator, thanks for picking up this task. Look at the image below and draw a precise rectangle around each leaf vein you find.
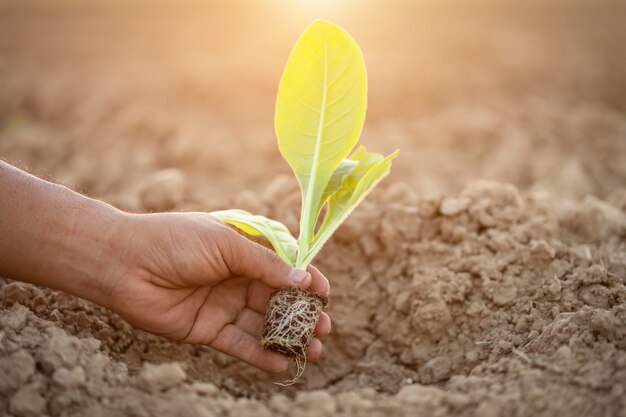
[323,109,352,129]
[326,77,358,108]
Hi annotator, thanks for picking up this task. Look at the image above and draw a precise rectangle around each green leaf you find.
[275,19,368,268]
[319,159,358,206]
[301,148,399,266]
[210,209,298,266]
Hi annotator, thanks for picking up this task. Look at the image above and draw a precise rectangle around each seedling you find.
[211,19,398,384]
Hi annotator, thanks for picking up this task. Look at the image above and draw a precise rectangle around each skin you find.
[0,160,331,374]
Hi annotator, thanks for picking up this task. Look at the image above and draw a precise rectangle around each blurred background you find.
[1,0,625,210]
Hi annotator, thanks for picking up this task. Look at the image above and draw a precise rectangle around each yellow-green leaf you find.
[210,209,298,265]
[319,158,358,206]
[302,149,399,266]
[275,19,368,267]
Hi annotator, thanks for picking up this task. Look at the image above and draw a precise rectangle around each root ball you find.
[260,287,327,385]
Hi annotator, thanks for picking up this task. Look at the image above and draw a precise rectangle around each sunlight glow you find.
[278,0,358,15]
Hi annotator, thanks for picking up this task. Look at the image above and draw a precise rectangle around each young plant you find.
[211,19,398,384]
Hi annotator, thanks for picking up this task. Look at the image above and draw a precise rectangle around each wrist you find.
[31,190,134,309]
[63,198,135,309]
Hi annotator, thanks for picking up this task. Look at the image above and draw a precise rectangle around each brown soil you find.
[1,1,625,416]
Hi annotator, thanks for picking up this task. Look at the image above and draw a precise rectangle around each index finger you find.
[306,265,330,298]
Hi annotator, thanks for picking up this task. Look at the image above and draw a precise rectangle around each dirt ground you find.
[1,1,625,416]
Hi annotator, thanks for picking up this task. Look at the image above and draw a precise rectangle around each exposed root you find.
[273,356,306,387]
[260,287,327,385]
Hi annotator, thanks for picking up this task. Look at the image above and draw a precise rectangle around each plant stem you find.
[295,236,309,270]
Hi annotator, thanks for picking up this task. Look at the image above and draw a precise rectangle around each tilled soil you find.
[1,180,625,416]
[1,1,625,416]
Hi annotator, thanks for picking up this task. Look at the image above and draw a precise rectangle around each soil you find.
[1,1,626,416]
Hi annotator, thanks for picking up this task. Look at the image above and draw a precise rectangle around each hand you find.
[0,161,329,373]
[103,212,331,373]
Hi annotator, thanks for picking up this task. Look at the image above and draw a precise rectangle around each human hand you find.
[101,212,331,373]
[0,162,330,373]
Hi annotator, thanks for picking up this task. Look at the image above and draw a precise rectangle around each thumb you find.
[219,229,311,289]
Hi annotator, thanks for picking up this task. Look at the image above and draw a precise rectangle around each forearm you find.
[0,160,127,306]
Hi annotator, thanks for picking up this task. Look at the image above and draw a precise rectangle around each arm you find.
[0,160,123,306]
[0,160,330,373]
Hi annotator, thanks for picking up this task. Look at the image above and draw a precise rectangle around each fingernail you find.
[289,269,309,283]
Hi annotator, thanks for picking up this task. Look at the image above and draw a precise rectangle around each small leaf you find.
[302,149,399,266]
[210,209,298,266]
[275,19,368,267]
[319,159,358,207]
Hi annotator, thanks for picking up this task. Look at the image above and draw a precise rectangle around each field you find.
[1,1,625,416]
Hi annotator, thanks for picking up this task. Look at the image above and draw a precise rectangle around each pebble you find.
[138,363,187,391]
[440,197,471,216]
[52,366,86,388]
[191,382,219,396]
